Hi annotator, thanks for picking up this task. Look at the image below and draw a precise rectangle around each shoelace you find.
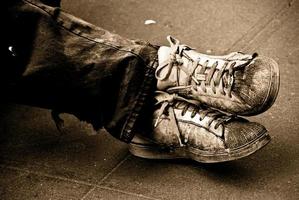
[156,36,257,97]
[154,91,234,145]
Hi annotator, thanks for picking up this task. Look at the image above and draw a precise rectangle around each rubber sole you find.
[129,131,271,163]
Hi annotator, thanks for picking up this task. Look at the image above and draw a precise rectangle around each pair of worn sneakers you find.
[129,36,280,163]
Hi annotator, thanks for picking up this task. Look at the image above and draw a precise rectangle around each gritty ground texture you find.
[1,0,299,199]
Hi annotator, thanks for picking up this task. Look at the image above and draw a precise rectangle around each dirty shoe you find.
[156,36,280,116]
[129,92,271,163]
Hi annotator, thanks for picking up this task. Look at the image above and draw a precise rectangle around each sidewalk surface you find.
[1,0,298,199]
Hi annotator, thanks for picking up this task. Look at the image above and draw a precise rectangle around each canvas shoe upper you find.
[156,36,280,116]
[129,92,271,163]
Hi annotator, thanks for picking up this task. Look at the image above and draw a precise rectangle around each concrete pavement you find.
[1,0,298,199]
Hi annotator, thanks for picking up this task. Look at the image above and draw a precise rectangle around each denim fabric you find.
[4,0,158,142]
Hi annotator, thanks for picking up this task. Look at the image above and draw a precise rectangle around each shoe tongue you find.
[158,46,172,65]
[156,46,174,90]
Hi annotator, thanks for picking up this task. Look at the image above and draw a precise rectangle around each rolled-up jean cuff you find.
[118,58,158,142]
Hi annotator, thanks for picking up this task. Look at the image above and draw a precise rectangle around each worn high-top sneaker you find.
[156,36,280,116]
[129,92,271,163]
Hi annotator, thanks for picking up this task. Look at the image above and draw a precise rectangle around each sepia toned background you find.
[1,0,298,199]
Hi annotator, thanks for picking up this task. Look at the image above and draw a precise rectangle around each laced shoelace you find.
[156,37,257,97]
[154,91,234,146]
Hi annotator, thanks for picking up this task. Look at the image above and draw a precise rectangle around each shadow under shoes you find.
[129,92,270,163]
[156,36,280,116]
